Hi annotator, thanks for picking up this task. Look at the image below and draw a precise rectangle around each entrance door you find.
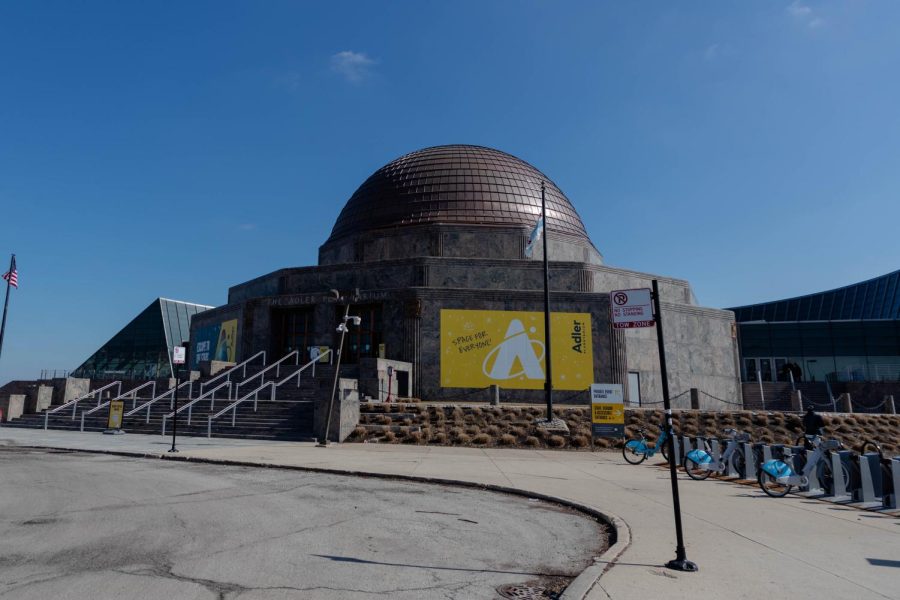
[273,307,314,362]
[627,371,641,406]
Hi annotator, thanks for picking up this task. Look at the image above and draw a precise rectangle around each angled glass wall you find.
[72,298,214,379]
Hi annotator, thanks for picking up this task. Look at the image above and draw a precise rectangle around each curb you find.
[10,442,631,600]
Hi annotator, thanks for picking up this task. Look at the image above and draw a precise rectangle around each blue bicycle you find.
[623,427,670,464]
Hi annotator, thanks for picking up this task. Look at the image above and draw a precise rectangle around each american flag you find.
[2,256,17,289]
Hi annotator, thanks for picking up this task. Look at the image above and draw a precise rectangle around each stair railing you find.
[125,380,193,423]
[43,381,122,429]
[206,381,276,438]
[234,350,299,398]
[275,350,332,389]
[78,381,158,431]
[161,381,232,435]
[199,351,266,398]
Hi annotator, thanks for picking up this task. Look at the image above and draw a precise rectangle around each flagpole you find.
[0,254,14,362]
[541,182,554,422]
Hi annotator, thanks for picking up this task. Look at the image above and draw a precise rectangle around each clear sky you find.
[1,1,899,382]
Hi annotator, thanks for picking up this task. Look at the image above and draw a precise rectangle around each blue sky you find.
[1,1,899,382]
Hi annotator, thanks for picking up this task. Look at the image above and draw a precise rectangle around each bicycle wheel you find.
[817,455,851,495]
[622,439,647,465]
[661,442,670,463]
[758,470,792,497]
[685,456,712,480]
[731,450,746,478]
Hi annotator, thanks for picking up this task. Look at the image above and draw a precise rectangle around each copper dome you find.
[327,145,590,243]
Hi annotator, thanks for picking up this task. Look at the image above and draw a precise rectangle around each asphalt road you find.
[0,447,607,599]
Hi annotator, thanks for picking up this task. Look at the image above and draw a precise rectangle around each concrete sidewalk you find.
[1,428,897,600]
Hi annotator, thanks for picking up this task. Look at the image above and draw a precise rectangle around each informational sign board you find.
[590,383,624,437]
[611,288,655,329]
[440,309,593,390]
[173,346,186,365]
[107,400,125,430]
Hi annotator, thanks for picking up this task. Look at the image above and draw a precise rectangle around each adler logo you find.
[571,320,585,353]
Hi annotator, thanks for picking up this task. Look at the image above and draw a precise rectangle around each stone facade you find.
[191,223,740,407]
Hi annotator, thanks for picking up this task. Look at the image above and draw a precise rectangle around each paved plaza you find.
[1,428,897,600]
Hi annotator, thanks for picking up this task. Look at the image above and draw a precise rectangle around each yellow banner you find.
[440,309,593,390]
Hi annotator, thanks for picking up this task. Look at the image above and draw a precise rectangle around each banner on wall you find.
[440,309,593,390]
[192,319,238,368]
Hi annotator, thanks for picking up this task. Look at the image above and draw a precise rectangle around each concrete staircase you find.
[2,360,361,441]
[741,381,832,411]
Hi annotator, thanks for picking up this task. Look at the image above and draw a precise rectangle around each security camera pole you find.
[320,290,360,446]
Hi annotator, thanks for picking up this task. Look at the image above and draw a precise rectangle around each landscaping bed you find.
[349,402,900,456]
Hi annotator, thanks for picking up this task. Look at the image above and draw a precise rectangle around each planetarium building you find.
[190,145,741,407]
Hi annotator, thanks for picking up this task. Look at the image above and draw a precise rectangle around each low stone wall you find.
[349,403,900,456]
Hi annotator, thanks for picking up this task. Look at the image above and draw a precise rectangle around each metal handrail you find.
[161,381,232,435]
[275,350,332,388]
[199,351,266,397]
[44,381,122,429]
[235,350,299,397]
[206,382,275,438]
[76,382,158,432]
[125,380,193,423]
[118,380,157,410]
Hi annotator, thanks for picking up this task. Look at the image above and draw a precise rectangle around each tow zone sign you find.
[611,288,655,329]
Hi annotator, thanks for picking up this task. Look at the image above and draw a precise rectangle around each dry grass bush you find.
[383,431,396,442]
[465,425,481,436]
[594,437,613,448]
[571,435,590,448]
[456,433,471,444]
[510,426,526,438]
[433,432,447,444]
[403,431,424,444]
[376,415,392,425]
[472,433,491,445]
[524,436,541,447]
[547,435,565,448]
[498,434,517,446]
[449,427,464,439]
[402,418,413,426]
[485,425,500,437]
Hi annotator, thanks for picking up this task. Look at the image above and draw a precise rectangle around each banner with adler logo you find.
[440,309,593,390]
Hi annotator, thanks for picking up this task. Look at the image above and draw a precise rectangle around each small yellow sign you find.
[440,309,593,390]
[591,403,624,424]
[107,400,124,430]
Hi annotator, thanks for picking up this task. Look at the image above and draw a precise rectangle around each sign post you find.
[610,284,697,572]
[170,346,186,453]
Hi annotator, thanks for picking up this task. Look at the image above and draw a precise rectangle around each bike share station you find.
[675,427,900,512]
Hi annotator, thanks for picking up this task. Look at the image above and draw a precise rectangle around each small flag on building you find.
[524,216,544,258]
[1,256,16,288]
